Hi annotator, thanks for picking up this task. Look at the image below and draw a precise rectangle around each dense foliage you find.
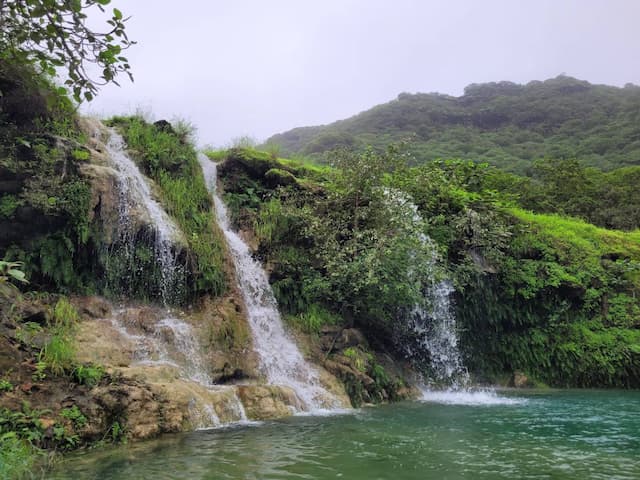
[266,76,640,174]
[0,62,100,293]
[216,147,640,388]
[218,148,436,348]
[485,159,640,231]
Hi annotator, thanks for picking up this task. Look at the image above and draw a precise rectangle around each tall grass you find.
[39,297,78,375]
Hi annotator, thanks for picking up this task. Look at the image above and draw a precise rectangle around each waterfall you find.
[408,280,469,387]
[383,189,469,387]
[102,127,184,304]
[108,309,212,385]
[198,153,339,411]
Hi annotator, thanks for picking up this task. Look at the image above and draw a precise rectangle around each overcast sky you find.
[83,0,640,146]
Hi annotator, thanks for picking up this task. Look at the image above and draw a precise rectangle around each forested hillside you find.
[266,76,640,174]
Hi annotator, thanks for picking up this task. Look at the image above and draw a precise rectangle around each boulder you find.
[73,296,111,319]
[236,385,299,419]
[511,370,531,388]
[320,327,368,352]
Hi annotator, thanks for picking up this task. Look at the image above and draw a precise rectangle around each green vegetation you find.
[485,159,640,231]
[0,400,92,478]
[267,76,640,174]
[219,146,440,345]
[72,364,104,387]
[458,207,640,386]
[0,433,40,480]
[217,146,640,388]
[0,61,100,295]
[0,380,13,393]
[338,346,400,407]
[0,294,111,476]
[39,298,79,376]
[285,304,341,334]
[0,260,28,297]
[0,0,133,102]
[108,116,227,302]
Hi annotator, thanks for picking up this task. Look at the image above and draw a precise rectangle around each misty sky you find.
[83,0,640,146]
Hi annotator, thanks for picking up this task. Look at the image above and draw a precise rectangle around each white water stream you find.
[198,153,339,411]
[410,280,470,386]
[102,128,183,304]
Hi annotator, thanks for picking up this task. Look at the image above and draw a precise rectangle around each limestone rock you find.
[73,296,111,319]
[511,370,530,388]
[236,385,299,420]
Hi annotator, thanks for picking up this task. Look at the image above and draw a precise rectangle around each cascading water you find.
[383,189,469,387]
[101,127,184,304]
[107,309,212,384]
[408,280,469,387]
[383,193,513,402]
[107,307,249,427]
[198,153,339,411]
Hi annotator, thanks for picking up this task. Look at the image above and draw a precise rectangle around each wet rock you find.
[236,385,299,420]
[77,163,121,243]
[91,382,164,439]
[320,327,368,352]
[73,296,111,319]
[119,306,160,333]
[511,370,531,388]
[17,302,48,325]
[153,120,174,134]
[75,318,136,367]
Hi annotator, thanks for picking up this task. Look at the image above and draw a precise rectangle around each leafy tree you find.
[329,144,406,232]
[0,0,134,102]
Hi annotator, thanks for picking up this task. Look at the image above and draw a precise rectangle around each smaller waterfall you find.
[106,307,251,428]
[153,317,213,385]
[101,127,184,304]
[383,189,468,387]
[108,309,212,385]
[409,281,469,387]
[199,154,339,411]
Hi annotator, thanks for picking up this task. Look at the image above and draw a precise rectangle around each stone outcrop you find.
[69,295,346,436]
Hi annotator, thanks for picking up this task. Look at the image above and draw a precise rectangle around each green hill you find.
[266,76,640,174]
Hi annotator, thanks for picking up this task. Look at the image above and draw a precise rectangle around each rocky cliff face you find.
[0,109,353,446]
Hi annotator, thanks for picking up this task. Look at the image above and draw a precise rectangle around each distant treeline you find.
[266,76,640,174]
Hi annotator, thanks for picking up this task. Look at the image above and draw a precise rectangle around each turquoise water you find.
[48,390,640,480]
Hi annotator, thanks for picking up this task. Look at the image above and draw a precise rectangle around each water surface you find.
[49,390,640,480]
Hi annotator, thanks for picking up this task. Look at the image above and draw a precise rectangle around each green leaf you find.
[113,8,122,20]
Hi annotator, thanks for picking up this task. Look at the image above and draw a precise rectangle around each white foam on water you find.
[420,388,527,406]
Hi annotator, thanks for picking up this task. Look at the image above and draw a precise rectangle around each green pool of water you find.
[48,390,640,479]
